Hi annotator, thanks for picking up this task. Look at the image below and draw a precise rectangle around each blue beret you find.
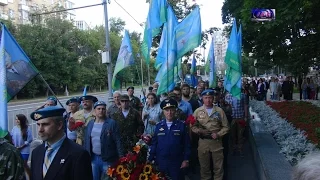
[66,97,80,105]
[201,89,220,96]
[81,95,98,103]
[127,86,134,91]
[47,96,57,105]
[94,101,107,109]
[160,99,178,110]
[30,106,66,121]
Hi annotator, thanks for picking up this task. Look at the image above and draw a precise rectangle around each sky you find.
[74,0,224,33]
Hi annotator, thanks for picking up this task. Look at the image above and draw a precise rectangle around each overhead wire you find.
[113,0,145,29]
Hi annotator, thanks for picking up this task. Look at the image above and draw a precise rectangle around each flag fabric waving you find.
[224,20,242,99]
[155,5,178,70]
[175,6,202,59]
[0,24,39,130]
[112,30,135,90]
[208,38,216,88]
[141,0,167,65]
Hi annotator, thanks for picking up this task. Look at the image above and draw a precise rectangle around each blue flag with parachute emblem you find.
[112,30,135,91]
[0,24,39,130]
[175,6,202,59]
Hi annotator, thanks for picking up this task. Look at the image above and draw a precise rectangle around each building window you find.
[8,9,14,19]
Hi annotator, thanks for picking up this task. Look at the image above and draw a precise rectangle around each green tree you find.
[222,0,320,77]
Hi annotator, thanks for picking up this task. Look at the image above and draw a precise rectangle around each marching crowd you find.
[1,78,320,180]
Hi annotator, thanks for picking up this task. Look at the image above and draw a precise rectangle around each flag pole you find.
[38,74,65,109]
[148,64,151,87]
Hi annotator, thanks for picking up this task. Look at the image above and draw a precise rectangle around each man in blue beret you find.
[30,106,93,180]
[69,95,97,145]
[149,99,191,180]
[64,97,80,142]
[35,96,57,111]
[191,89,229,180]
[0,127,25,180]
[83,101,123,180]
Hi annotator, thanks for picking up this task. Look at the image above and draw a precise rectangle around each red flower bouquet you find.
[69,121,85,131]
[237,119,246,128]
[185,115,196,125]
[106,141,168,180]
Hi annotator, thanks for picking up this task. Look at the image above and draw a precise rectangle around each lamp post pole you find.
[103,0,113,103]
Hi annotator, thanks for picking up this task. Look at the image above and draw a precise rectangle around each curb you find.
[248,109,293,180]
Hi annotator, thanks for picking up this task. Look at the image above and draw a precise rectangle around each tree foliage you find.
[222,0,320,76]
[1,14,147,98]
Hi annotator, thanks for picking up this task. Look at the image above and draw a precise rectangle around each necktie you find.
[43,146,54,177]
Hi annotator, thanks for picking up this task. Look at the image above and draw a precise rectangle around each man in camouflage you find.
[112,94,144,153]
[0,127,25,180]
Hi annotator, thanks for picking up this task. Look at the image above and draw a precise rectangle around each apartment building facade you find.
[75,20,90,31]
[0,0,75,25]
[213,31,228,75]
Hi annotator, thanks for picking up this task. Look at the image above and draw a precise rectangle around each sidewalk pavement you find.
[186,138,258,180]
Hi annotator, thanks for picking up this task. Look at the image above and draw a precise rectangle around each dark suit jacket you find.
[31,138,93,180]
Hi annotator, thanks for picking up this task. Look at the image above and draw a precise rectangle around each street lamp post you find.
[103,0,113,103]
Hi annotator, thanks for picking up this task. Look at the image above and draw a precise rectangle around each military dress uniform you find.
[149,99,191,180]
[191,90,229,180]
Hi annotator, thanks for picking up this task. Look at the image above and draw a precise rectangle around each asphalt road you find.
[7,88,146,139]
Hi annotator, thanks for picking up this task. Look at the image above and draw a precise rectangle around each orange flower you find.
[133,145,141,153]
[150,173,160,180]
[107,167,115,177]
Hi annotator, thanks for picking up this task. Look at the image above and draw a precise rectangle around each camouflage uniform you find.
[129,96,142,112]
[0,138,25,180]
[72,110,96,145]
[192,106,229,180]
[113,108,144,153]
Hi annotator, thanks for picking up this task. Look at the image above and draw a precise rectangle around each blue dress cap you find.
[30,106,66,121]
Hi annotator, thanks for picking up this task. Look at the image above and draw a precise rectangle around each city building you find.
[75,20,90,31]
[213,31,228,75]
[0,0,75,25]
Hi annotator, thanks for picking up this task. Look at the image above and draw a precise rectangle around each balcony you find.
[18,4,30,11]
[0,0,8,6]
[0,13,8,20]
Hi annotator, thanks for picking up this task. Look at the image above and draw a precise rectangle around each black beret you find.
[160,99,178,110]
[30,106,66,121]
[81,95,98,103]
[66,97,80,105]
